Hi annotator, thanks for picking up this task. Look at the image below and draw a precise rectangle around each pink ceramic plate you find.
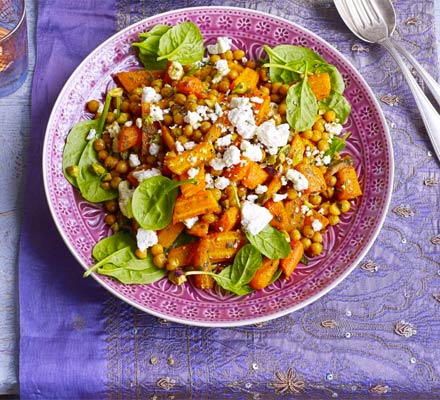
[43,7,393,327]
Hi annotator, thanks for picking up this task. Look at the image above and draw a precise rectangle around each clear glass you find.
[0,0,28,97]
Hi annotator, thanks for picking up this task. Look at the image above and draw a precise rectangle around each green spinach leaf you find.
[246,225,291,260]
[269,268,283,285]
[77,140,118,203]
[62,119,99,188]
[286,78,318,132]
[132,175,195,230]
[319,91,352,123]
[230,244,262,286]
[97,264,166,284]
[157,22,204,65]
[84,246,135,277]
[325,132,351,158]
[92,232,137,261]
[133,24,171,70]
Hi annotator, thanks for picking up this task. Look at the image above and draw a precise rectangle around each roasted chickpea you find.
[104,200,118,213]
[104,214,117,226]
[135,248,147,259]
[151,244,164,256]
[93,138,106,152]
[338,200,351,213]
[87,99,100,113]
[115,160,129,174]
[153,253,167,268]
[323,110,336,123]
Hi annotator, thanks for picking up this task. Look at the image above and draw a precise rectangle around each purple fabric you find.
[20,0,440,399]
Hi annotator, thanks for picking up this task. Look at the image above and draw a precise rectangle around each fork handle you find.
[391,39,440,108]
[381,38,440,162]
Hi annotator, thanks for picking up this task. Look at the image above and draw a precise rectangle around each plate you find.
[43,6,393,327]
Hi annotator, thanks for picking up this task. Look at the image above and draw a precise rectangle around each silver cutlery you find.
[334,0,440,162]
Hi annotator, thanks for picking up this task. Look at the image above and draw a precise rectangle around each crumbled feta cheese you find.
[118,180,134,218]
[255,185,267,194]
[250,96,264,104]
[135,117,142,129]
[205,173,214,189]
[301,205,310,215]
[216,134,233,147]
[273,193,288,202]
[183,141,196,150]
[107,121,120,138]
[214,176,230,190]
[124,121,133,127]
[136,228,158,251]
[323,155,331,165]
[228,104,256,139]
[212,59,230,84]
[131,168,161,183]
[142,86,162,103]
[167,61,184,80]
[214,102,223,116]
[286,169,309,191]
[256,120,290,155]
[240,140,263,162]
[312,219,323,232]
[128,154,141,168]
[86,128,96,141]
[207,36,232,54]
[325,122,343,136]
[150,105,164,121]
[97,103,104,114]
[184,110,203,129]
[210,156,226,171]
[175,141,185,153]
[241,201,273,235]
[183,217,198,229]
[281,176,288,186]
[149,143,160,156]
[187,167,199,179]
[223,145,241,167]
[246,194,258,203]
[230,97,250,108]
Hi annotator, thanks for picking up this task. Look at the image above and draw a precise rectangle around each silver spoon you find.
[334,0,440,162]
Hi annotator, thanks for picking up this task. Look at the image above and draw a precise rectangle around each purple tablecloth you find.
[19,0,440,399]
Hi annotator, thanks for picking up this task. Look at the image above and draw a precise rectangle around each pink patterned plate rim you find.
[43,6,394,327]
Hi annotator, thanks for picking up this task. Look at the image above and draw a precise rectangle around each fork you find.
[334,0,440,162]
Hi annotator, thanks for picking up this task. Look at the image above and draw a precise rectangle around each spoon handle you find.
[381,38,440,163]
[391,39,440,108]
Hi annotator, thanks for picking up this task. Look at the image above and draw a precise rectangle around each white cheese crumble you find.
[128,154,141,168]
[86,128,96,141]
[207,36,232,54]
[212,59,230,84]
[250,96,264,104]
[136,228,158,252]
[209,156,226,171]
[183,217,198,229]
[301,205,310,215]
[150,105,164,121]
[142,86,162,103]
[256,119,290,155]
[167,61,184,80]
[205,173,214,189]
[187,167,199,179]
[273,193,288,202]
[325,122,343,136]
[228,97,256,139]
[118,180,134,218]
[286,169,309,191]
[149,143,160,156]
[131,168,161,183]
[184,110,203,129]
[175,141,185,153]
[255,184,268,194]
[322,155,331,165]
[241,201,273,235]
[223,145,241,167]
[183,141,196,150]
[124,121,133,127]
[107,121,120,138]
[312,219,323,232]
[240,140,263,162]
[215,134,233,147]
[246,194,258,203]
[135,117,142,129]
[214,176,230,190]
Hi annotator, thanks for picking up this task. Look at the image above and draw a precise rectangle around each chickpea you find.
[308,242,323,256]
[104,156,118,170]
[211,188,222,201]
[163,114,173,126]
[301,237,312,250]
[323,110,336,123]
[202,213,217,224]
[301,129,313,140]
[290,229,302,242]
[338,200,351,213]
[210,54,221,63]
[233,49,245,60]
[151,244,164,256]
[93,138,106,152]
[110,176,122,190]
[328,215,340,226]
[217,79,230,93]
[278,102,287,116]
[325,175,337,187]
[271,81,283,94]
[245,59,256,69]
[104,200,118,213]
[146,155,156,165]
[120,100,130,113]
[166,256,180,271]
[312,118,325,132]
[259,86,270,96]
[174,93,187,105]
[87,99,100,113]
[222,50,234,60]
[309,194,322,205]
[97,150,109,161]
[287,188,298,200]
[183,124,194,137]
[117,112,129,124]
[104,214,117,226]
[153,253,167,268]
[115,160,128,174]
[317,139,330,152]
[100,182,111,190]
[192,130,203,142]
[227,70,239,80]
[200,121,212,134]
[173,113,184,125]
[279,83,290,97]
[270,93,282,104]
[135,248,147,259]
[302,225,315,239]
[106,112,115,124]
[161,86,174,98]
[312,232,323,243]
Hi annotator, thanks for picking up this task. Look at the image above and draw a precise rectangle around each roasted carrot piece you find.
[116,70,163,93]
[224,159,249,182]
[157,222,185,249]
[191,273,215,290]
[288,135,305,166]
[187,221,210,238]
[205,122,224,143]
[167,243,197,268]
[262,175,283,204]
[230,67,259,93]
[242,160,269,189]
[308,72,331,100]
[335,166,362,200]
[252,90,271,125]
[212,206,240,233]
[190,241,215,289]
[295,163,327,193]
[177,76,208,99]
[172,190,220,224]
[284,198,304,232]
[265,200,289,231]
[249,258,280,290]
[179,164,205,198]
[118,125,141,152]
[281,241,304,280]
[200,230,246,263]
[164,142,215,175]
[161,124,175,151]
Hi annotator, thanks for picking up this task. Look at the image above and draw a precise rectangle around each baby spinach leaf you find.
[77,140,118,203]
[230,244,262,286]
[62,119,99,188]
[325,132,351,158]
[84,246,135,277]
[132,176,195,230]
[92,232,137,261]
[319,91,352,123]
[286,78,318,132]
[269,268,283,285]
[157,21,204,65]
[97,264,166,285]
[167,232,198,251]
[246,225,290,260]
[133,24,171,70]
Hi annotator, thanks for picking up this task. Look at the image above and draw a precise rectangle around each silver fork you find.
[334,0,440,162]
